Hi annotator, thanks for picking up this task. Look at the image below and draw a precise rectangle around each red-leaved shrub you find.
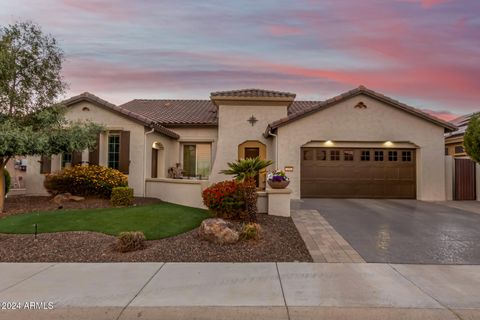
[202,180,246,219]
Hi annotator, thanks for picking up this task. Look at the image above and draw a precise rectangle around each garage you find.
[301,147,416,198]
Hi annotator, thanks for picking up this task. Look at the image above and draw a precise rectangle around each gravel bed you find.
[2,195,161,216]
[0,214,312,262]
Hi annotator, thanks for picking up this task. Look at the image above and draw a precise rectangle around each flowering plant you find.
[44,165,128,198]
[267,170,289,182]
[202,180,247,219]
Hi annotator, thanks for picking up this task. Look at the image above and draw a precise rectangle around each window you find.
[388,151,398,161]
[343,150,354,161]
[361,150,370,161]
[108,134,120,169]
[330,150,340,161]
[183,144,211,179]
[445,147,449,156]
[402,151,412,162]
[62,153,72,168]
[455,145,465,154]
[316,150,327,160]
[374,151,384,161]
[303,149,314,160]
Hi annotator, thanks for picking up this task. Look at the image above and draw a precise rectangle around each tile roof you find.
[62,92,180,139]
[210,88,296,98]
[266,86,457,134]
[120,99,218,126]
[119,99,318,126]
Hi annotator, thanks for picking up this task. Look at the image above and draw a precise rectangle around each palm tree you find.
[220,157,273,221]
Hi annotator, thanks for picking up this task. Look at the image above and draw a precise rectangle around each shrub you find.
[110,187,134,207]
[219,157,273,222]
[116,231,146,252]
[44,165,128,198]
[240,222,262,241]
[202,180,246,219]
[3,169,11,195]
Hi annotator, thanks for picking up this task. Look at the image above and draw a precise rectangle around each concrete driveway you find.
[296,199,480,264]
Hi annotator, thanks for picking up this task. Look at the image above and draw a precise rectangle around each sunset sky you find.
[1,0,479,120]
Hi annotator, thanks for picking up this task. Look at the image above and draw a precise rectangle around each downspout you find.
[268,129,278,170]
[143,127,155,197]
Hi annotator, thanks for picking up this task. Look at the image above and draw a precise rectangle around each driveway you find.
[295,199,480,264]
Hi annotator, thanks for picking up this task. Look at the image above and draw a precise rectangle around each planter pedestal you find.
[266,188,292,217]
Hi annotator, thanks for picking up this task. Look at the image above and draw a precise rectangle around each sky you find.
[1,0,479,120]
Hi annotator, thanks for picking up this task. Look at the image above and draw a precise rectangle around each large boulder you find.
[52,193,85,206]
[198,218,239,244]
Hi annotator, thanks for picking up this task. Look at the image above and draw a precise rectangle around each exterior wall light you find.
[384,141,394,147]
[325,140,334,146]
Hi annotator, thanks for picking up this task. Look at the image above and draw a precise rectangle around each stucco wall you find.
[145,178,208,208]
[209,104,286,183]
[277,94,447,201]
[26,101,148,196]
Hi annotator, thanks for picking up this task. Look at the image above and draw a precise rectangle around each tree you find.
[220,157,273,221]
[464,114,480,164]
[0,21,102,212]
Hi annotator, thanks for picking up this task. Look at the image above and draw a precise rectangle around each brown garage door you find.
[301,148,416,198]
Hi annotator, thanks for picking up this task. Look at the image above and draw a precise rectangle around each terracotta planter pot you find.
[267,179,290,189]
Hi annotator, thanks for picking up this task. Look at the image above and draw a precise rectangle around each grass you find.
[0,202,210,240]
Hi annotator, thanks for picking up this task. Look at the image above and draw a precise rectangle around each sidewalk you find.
[0,262,479,320]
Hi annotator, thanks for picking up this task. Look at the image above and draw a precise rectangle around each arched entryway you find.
[151,142,165,178]
[238,140,267,189]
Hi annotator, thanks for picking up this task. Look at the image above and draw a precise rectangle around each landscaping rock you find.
[69,195,85,202]
[52,193,85,206]
[198,218,239,244]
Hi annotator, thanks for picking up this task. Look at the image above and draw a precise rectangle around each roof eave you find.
[267,87,458,133]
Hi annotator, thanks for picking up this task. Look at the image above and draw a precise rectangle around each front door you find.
[245,147,260,187]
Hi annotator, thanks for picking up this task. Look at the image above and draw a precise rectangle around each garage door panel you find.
[300,147,416,199]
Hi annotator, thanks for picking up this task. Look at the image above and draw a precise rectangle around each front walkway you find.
[292,209,365,263]
[0,263,479,319]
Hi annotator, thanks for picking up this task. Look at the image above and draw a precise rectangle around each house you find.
[444,113,479,200]
[445,113,478,157]
[25,86,456,206]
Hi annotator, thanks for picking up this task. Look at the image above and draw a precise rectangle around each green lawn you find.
[0,202,210,240]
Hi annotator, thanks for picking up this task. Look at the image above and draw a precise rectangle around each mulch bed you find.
[2,195,161,217]
[0,214,312,262]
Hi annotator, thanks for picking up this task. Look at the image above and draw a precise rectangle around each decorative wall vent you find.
[247,115,258,126]
[82,107,90,111]
[354,102,367,109]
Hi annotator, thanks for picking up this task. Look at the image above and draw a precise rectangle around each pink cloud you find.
[422,109,459,121]
[266,25,304,37]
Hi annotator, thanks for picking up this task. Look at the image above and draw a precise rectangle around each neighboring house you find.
[25,86,456,203]
[444,113,480,201]
[445,113,479,158]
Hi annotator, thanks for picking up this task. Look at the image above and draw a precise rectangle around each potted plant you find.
[267,170,290,189]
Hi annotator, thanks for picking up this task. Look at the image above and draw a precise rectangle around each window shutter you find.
[89,134,100,165]
[40,155,51,174]
[72,151,83,166]
[119,131,130,174]
[151,148,158,178]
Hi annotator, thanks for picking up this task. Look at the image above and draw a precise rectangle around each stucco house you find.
[25,86,456,206]
[444,113,479,200]
[445,113,478,158]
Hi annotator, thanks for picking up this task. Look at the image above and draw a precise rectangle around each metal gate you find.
[454,158,476,200]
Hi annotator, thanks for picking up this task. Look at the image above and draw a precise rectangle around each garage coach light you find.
[384,141,394,147]
[325,140,334,146]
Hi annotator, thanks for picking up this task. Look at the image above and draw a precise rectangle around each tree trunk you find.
[244,177,258,222]
[0,171,5,213]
